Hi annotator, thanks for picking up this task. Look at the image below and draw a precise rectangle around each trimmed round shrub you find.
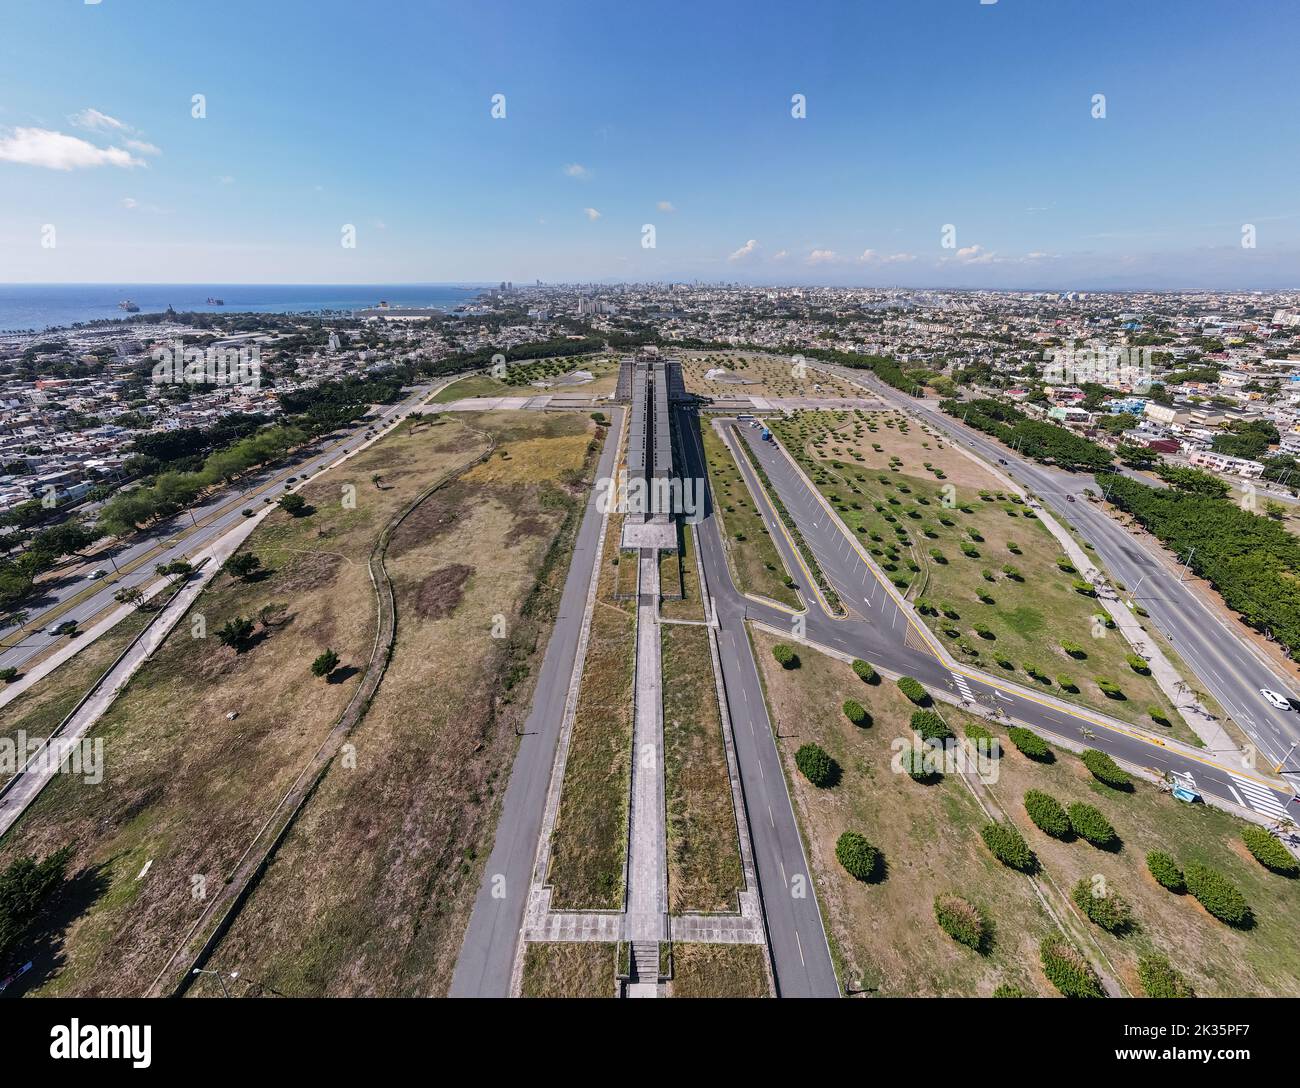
[1146,851,1185,893]
[1072,579,1096,596]
[1241,826,1299,877]
[1138,954,1196,998]
[772,643,799,669]
[835,831,879,881]
[897,676,929,705]
[910,709,952,742]
[1024,790,1071,839]
[1067,802,1118,849]
[964,723,1001,759]
[1081,748,1131,791]
[1148,707,1171,727]
[1039,937,1104,998]
[1126,652,1151,674]
[1071,878,1133,933]
[795,743,837,788]
[933,893,986,951]
[1007,726,1052,761]
[842,699,870,728]
[1056,675,1078,692]
[851,659,878,684]
[992,983,1024,998]
[981,822,1036,873]
[1184,863,1250,927]
[1096,677,1125,699]
[900,744,938,783]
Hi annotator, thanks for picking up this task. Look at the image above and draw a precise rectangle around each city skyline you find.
[1,0,1297,289]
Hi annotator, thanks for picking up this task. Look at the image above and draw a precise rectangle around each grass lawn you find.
[195,411,599,996]
[0,609,150,787]
[770,409,1184,735]
[699,418,801,609]
[0,414,544,996]
[681,351,860,400]
[668,942,770,997]
[547,510,636,911]
[753,629,1057,996]
[659,523,706,622]
[432,355,618,403]
[520,942,616,997]
[661,623,743,913]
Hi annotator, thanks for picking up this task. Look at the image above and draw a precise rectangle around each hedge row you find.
[1071,878,1133,933]
[1081,748,1130,790]
[981,822,1036,873]
[1007,727,1052,761]
[1066,802,1118,849]
[1241,826,1299,877]
[1184,863,1251,927]
[1024,790,1072,839]
[1146,851,1185,893]
[1138,954,1196,998]
[897,676,929,705]
[910,709,952,742]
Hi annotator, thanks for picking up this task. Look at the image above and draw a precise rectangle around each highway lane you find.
[450,408,625,999]
[678,408,840,998]
[0,385,435,673]
[812,365,1300,775]
[718,415,1299,828]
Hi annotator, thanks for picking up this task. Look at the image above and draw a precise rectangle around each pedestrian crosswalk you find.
[952,673,974,703]
[1228,772,1290,820]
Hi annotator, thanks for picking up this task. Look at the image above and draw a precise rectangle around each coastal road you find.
[450,408,625,998]
[813,365,1300,778]
[0,384,436,675]
[717,414,1298,828]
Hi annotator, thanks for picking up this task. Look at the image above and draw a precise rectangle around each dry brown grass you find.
[661,623,743,913]
[681,351,860,400]
[668,942,770,997]
[520,942,616,997]
[0,411,596,997]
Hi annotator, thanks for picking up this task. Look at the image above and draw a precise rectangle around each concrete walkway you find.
[625,550,667,944]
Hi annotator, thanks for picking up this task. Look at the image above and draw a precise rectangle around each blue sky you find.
[1,0,1297,288]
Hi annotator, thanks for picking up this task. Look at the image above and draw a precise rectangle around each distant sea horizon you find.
[0,283,496,334]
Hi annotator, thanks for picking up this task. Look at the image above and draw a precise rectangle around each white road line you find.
[795,931,805,966]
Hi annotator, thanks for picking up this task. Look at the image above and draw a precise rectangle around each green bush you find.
[1039,938,1104,998]
[1241,826,1299,877]
[851,659,878,684]
[0,667,18,683]
[900,744,938,782]
[1126,652,1151,674]
[1023,790,1071,839]
[1146,851,1185,893]
[964,723,1001,759]
[1071,579,1096,596]
[1184,863,1250,925]
[1071,878,1133,933]
[1056,675,1078,692]
[1138,954,1196,998]
[835,831,879,881]
[772,643,799,669]
[1081,748,1131,790]
[795,743,837,787]
[897,676,929,705]
[1066,803,1118,849]
[981,822,1036,873]
[1148,706,1171,727]
[1007,726,1052,761]
[933,893,986,951]
[910,709,952,742]
[1060,639,1086,658]
[1096,677,1125,699]
[992,983,1024,997]
[842,699,870,728]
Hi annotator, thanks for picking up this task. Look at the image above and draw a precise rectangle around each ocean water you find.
[0,284,494,333]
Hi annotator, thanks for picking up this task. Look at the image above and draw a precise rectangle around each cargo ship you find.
[206,297,225,305]
[118,299,139,312]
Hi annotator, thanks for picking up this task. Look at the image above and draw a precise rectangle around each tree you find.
[223,553,261,581]
[217,616,255,649]
[0,846,73,963]
[113,585,146,610]
[795,743,836,787]
[1081,748,1131,790]
[1071,878,1133,933]
[1115,442,1157,470]
[1024,790,1071,838]
[278,493,307,516]
[896,676,928,705]
[1039,937,1104,998]
[311,648,340,678]
[1066,802,1117,849]
[771,644,799,669]
[835,831,879,881]
[933,893,986,950]
[1184,863,1250,926]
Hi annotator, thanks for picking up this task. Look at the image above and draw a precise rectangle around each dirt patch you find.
[409,564,474,621]
[272,550,345,596]
[387,481,480,559]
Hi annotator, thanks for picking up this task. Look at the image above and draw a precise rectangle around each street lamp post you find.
[191,967,233,998]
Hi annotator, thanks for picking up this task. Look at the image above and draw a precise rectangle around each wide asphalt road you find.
[720,414,1297,828]
[814,365,1300,779]
[450,407,625,998]
[677,407,840,998]
[0,384,435,673]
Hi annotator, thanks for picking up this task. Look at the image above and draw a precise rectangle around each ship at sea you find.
[206,297,225,305]
[118,299,140,312]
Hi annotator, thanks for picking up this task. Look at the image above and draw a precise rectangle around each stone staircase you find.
[631,941,660,984]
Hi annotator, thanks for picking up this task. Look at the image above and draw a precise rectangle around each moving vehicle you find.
[45,620,78,637]
[998,458,1007,465]
[1260,688,1293,711]
[1066,494,1076,502]
[87,568,108,580]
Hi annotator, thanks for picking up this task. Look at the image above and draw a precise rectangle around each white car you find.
[1260,688,1293,712]
[87,568,108,580]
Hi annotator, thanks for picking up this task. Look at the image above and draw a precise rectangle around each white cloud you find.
[564,163,591,180]
[807,248,838,264]
[583,207,601,221]
[859,249,916,264]
[728,238,759,261]
[772,250,788,260]
[70,108,128,132]
[954,244,995,264]
[124,139,161,156]
[0,127,146,170]
[656,200,676,213]
[121,197,139,209]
